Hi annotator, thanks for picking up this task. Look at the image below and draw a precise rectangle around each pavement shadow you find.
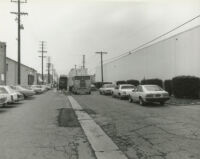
[0,109,8,114]
[141,102,169,108]
[24,96,36,100]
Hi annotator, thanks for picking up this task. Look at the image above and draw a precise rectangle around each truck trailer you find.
[69,75,91,94]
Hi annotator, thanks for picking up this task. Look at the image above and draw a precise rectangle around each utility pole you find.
[96,51,107,84]
[82,54,85,69]
[74,64,77,75]
[11,0,28,85]
[38,41,47,84]
[47,56,51,84]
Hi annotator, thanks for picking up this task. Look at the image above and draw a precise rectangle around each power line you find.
[104,14,200,64]
[10,0,28,85]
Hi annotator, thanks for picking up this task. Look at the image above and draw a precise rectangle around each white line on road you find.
[68,96,128,159]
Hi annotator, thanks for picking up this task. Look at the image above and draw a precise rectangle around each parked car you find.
[30,85,44,94]
[129,85,170,105]
[112,84,135,99]
[0,86,18,103]
[15,91,24,101]
[10,85,35,98]
[0,87,8,106]
[99,84,115,95]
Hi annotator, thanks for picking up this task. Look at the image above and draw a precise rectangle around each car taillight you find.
[146,94,153,98]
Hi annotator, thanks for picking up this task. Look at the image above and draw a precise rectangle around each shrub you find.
[116,80,127,85]
[126,79,140,86]
[172,76,200,99]
[164,80,173,96]
[141,78,163,88]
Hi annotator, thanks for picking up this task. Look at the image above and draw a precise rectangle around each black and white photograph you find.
[0,0,200,158]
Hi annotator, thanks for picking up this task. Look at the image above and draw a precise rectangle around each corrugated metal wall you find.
[96,26,200,83]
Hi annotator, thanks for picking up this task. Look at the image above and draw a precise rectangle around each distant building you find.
[96,25,200,83]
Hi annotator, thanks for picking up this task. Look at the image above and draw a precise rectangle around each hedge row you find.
[172,76,200,99]
[99,76,200,99]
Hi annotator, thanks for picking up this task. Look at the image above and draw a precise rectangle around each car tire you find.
[139,97,145,106]
[99,91,102,95]
[128,96,133,103]
[160,101,165,106]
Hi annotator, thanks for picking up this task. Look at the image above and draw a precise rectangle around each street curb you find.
[68,96,128,159]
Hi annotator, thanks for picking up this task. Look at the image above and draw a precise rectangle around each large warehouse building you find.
[6,58,37,86]
[96,25,200,83]
[0,42,37,86]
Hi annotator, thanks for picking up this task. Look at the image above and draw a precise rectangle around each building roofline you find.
[6,57,37,72]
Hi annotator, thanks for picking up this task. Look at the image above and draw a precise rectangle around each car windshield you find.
[105,84,115,88]
[21,86,32,90]
[33,85,42,88]
[7,86,15,93]
[0,87,8,94]
[144,85,163,91]
[121,86,135,89]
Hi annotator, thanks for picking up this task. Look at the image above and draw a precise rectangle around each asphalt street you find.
[0,90,199,159]
[0,90,95,159]
[73,91,200,159]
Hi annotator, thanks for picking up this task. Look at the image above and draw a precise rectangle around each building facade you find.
[6,58,37,86]
[96,25,200,83]
[0,42,6,85]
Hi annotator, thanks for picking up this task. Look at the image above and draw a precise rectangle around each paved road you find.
[0,90,95,159]
[73,92,200,159]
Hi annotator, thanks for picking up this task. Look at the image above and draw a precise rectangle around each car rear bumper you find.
[145,97,170,102]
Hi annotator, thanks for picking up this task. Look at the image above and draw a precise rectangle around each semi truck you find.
[69,75,91,94]
[58,75,68,90]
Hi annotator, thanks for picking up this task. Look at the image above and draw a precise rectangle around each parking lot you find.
[73,91,200,159]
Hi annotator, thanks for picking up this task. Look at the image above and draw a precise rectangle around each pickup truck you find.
[112,84,135,99]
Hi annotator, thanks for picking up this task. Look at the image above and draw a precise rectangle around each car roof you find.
[140,84,160,87]
[119,84,134,86]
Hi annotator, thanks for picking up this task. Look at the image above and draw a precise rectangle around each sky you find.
[0,0,200,76]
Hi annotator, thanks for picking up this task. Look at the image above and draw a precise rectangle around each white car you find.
[0,86,18,103]
[112,84,135,99]
[99,84,115,95]
[0,87,8,107]
[31,85,44,94]
[129,85,170,105]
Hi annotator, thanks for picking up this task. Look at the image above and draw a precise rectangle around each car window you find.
[105,84,115,88]
[0,87,8,94]
[7,86,15,93]
[144,85,163,91]
[121,86,135,89]
[137,86,143,92]
[115,86,119,89]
